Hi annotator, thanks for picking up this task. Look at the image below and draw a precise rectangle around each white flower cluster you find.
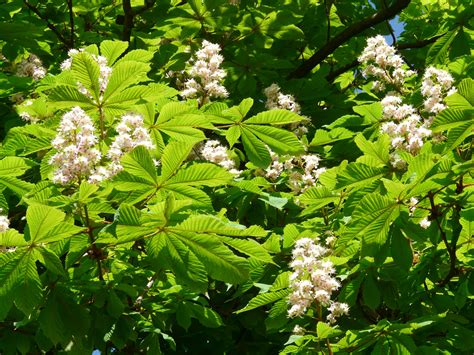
[264,83,301,113]
[0,213,10,233]
[61,49,112,98]
[263,83,308,137]
[264,150,326,193]
[50,107,102,185]
[200,140,241,176]
[16,54,47,81]
[380,95,431,155]
[358,35,415,92]
[181,40,228,104]
[422,67,456,114]
[288,237,349,323]
[50,108,154,185]
[105,113,155,177]
[359,36,456,168]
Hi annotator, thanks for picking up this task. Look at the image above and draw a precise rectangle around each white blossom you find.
[200,140,240,176]
[288,237,348,321]
[104,113,155,177]
[419,218,431,229]
[181,40,228,104]
[50,107,101,185]
[422,67,456,114]
[16,54,47,81]
[358,35,415,91]
[0,214,10,233]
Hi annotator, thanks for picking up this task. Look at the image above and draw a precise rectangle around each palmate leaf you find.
[121,146,157,184]
[71,52,101,101]
[148,232,208,291]
[160,141,194,181]
[338,193,400,256]
[113,204,159,244]
[102,61,151,102]
[170,231,249,284]
[245,109,303,125]
[299,185,339,213]
[0,157,35,176]
[354,134,390,166]
[100,40,129,66]
[240,127,272,168]
[246,125,304,155]
[0,249,42,317]
[26,204,83,243]
[166,163,233,187]
[48,85,96,109]
[235,289,291,314]
[336,162,388,191]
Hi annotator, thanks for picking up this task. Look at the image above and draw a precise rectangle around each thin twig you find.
[23,0,72,48]
[288,0,411,79]
[66,0,75,48]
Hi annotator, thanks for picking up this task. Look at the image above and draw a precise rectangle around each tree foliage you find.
[0,0,473,354]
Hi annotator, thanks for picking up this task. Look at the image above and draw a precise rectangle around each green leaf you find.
[14,249,42,315]
[240,127,272,168]
[362,272,380,310]
[354,134,389,166]
[426,29,457,65]
[353,102,382,123]
[299,186,339,213]
[339,193,399,256]
[103,61,151,102]
[27,204,65,242]
[160,141,194,182]
[100,40,129,66]
[71,52,101,101]
[174,215,267,237]
[246,125,304,155]
[310,127,354,146]
[245,109,303,125]
[148,232,208,290]
[0,157,34,176]
[121,146,157,184]
[0,176,34,196]
[336,162,388,191]
[391,229,412,271]
[236,289,290,314]
[171,231,249,284]
[166,163,232,187]
[220,237,274,264]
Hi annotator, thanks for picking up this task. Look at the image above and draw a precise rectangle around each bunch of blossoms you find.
[264,149,326,193]
[50,107,102,185]
[60,49,112,100]
[102,113,155,178]
[358,35,415,92]
[199,140,241,176]
[16,54,47,81]
[407,197,432,229]
[263,83,308,137]
[288,237,349,324]
[181,40,228,104]
[50,108,154,185]
[0,209,10,233]
[359,36,455,168]
[422,67,456,115]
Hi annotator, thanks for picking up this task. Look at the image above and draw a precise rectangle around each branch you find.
[325,35,442,81]
[121,0,156,42]
[23,0,72,48]
[122,0,134,42]
[288,0,411,79]
[66,0,75,48]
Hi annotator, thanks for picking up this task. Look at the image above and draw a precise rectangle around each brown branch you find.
[121,0,156,42]
[288,0,411,79]
[326,34,443,81]
[66,0,75,48]
[23,0,72,48]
